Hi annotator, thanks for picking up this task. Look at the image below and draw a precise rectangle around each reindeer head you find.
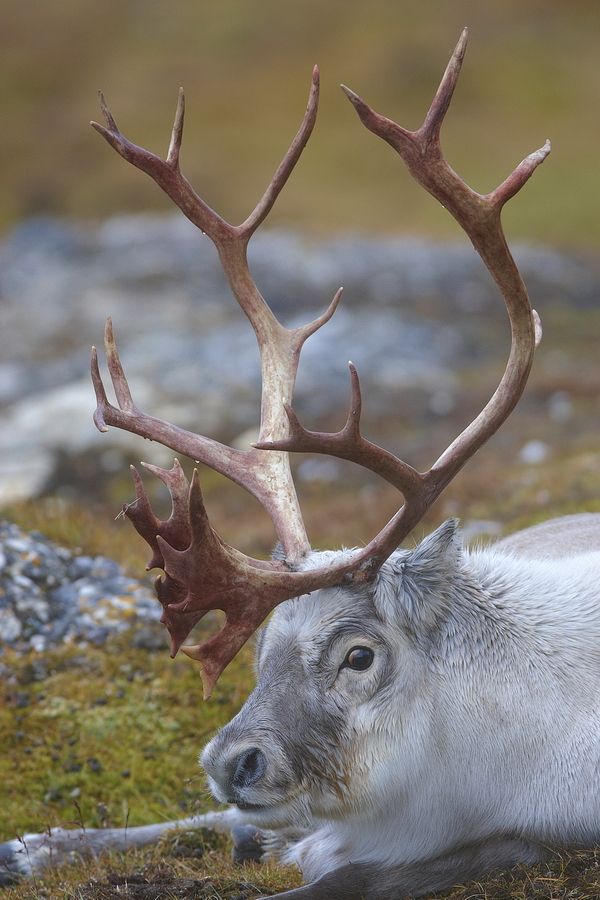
[91,29,547,698]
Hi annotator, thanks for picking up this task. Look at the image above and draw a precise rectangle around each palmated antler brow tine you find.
[92,29,548,696]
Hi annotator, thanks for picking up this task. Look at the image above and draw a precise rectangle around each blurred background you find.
[2,0,600,242]
[1,0,600,552]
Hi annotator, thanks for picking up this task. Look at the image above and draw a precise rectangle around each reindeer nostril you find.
[232,747,266,789]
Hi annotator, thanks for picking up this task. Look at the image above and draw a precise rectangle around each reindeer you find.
[3,29,600,899]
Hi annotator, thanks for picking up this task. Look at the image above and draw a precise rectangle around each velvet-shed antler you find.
[92,28,548,697]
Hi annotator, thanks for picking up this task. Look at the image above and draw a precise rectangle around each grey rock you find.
[231,824,265,864]
[0,519,159,653]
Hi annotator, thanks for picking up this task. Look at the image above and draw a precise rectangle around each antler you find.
[258,26,548,564]
[91,69,332,564]
[92,29,549,697]
[91,70,370,697]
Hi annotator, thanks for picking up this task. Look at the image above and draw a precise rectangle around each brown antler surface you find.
[119,458,371,697]
[92,29,549,696]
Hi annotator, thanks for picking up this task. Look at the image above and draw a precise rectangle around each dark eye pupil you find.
[345,646,374,671]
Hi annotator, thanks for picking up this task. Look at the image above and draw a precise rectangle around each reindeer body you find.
[201,514,600,897]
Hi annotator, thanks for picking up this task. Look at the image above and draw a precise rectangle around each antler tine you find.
[124,461,193,572]
[92,91,229,242]
[93,319,242,474]
[240,65,320,238]
[166,88,185,168]
[420,27,468,141]
[101,317,137,412]
[255,362,423,500]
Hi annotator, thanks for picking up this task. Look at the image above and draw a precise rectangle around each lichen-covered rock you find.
[0,520,160,652]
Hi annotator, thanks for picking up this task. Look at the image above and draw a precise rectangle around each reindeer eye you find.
[343,646,374,671]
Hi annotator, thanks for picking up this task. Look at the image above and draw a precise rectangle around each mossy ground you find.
[1,632,251,839]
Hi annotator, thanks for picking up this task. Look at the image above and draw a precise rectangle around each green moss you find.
[0,632,253,842]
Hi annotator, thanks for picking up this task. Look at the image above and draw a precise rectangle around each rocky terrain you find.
[0,518,159,655]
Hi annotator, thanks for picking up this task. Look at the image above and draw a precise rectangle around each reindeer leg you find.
[0,808,243,883]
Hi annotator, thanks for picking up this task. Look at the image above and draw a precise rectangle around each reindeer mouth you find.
[236,801,269,812]
[234,791,301,817]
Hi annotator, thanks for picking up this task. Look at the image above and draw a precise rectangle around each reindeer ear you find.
[374,519,464,630]
[406,518,463,576]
